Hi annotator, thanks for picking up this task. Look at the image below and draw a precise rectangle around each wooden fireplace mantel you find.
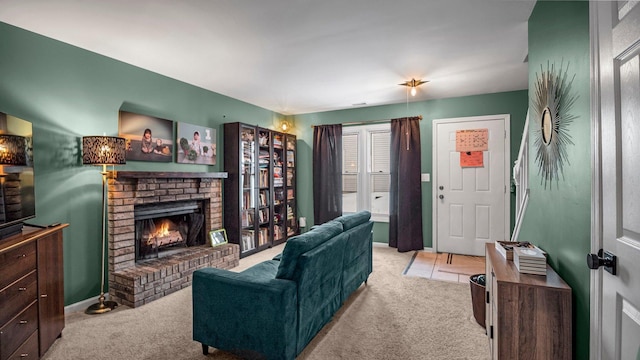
[114,171,228,179]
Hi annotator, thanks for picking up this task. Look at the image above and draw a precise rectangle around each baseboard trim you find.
[64,293,114,315]
[372,242,433,252]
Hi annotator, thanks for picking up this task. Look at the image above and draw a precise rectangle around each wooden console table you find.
[0,224,68,360]
[485,243,572,359]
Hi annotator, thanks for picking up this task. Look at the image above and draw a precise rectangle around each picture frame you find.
[209,229,228,247]
[118,111,174,162]
[176,122,217,165]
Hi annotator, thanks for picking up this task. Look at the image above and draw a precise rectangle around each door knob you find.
[587,249,617,275]
[439,186,444,190]
[439,195,444,199]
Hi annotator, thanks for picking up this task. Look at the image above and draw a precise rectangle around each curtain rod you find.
[310,115,422,128]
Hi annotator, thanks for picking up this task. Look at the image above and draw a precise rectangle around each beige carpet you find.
[404,251,485,284]
[43,244,489,360]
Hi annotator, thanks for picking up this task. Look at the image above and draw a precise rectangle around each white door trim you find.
[432,114,511,253]
[589,1,604,358]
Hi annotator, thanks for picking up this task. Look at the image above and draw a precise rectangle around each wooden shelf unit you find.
[0,224,67,360]
[485,243,572,360]
[224,123,297,258]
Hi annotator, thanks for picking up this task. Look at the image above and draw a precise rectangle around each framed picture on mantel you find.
[118,111,174,162]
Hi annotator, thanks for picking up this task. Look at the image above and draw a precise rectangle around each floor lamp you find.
[82,135,126,315]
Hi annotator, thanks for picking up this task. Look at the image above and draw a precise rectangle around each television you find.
[0,112,35,239]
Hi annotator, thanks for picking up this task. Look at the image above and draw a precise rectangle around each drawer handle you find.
[18,287,27,291]
[40,294,48,298]
[20,354,29,358]
[17,254,26,258]
[19,320,28,324]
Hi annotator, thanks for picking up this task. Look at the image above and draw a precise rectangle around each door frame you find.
[432,114,511,253]
[589,1,604,358]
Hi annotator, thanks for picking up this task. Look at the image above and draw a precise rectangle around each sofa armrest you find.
[192,268,298,360]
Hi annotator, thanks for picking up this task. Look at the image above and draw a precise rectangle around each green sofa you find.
[192,211,373,360]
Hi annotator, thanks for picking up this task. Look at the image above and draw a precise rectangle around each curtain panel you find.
[389,117,423,252]
[313,124,343,224]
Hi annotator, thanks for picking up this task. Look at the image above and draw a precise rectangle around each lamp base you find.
[85,294,118,315]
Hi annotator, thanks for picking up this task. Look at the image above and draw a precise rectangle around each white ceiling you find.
[0,0,535,115]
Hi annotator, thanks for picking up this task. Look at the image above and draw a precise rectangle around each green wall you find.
[293,90,529,247]
[0,22,285,305]
[519,1,591,359]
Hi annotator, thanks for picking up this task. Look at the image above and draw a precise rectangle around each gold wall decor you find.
[532,61,578,188]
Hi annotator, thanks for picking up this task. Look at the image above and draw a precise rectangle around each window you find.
[342,123,390,222]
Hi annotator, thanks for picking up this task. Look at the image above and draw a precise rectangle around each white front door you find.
[592,2,640,359]
[433,115,510,256]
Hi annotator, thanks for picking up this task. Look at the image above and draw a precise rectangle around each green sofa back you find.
[275,220,343,280]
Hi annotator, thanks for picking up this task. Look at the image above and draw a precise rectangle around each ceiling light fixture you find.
[399,78,428,97]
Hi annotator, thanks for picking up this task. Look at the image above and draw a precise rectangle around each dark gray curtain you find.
[389,117,423,252]
[313,124,342,224]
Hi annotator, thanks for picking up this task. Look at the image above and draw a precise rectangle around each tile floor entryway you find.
[403,251,485,283]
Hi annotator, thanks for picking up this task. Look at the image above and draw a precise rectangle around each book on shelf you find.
[259,190,269,207]
[273,135,283,148]
[259,208,269,224]
[241,230,255,252]
[286,140,295,150]
[274,225,283,241]
[258,228,269,246]
[259,169,269,188]
[241,210,254,227]
[243,191,253,210]
[287,151,295,167]
[287,189,294,199]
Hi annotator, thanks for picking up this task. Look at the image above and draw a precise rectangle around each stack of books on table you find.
[514,246,547,275]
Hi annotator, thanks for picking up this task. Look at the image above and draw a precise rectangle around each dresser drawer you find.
[0,242,36,290]
[0,302,38,360]
[0,272,37,326]
[5,330,38,360]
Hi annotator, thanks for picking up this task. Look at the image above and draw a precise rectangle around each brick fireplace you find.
[107,171,239,307]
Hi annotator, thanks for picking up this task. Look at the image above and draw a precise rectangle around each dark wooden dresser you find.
[0,224,67,360]
[485,242,572,359]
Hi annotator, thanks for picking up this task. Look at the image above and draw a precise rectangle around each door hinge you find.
[504,185,507,193]
[486,291,490,304]
[490,325,494,339]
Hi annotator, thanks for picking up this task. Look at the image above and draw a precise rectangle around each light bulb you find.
[410,87,417,96]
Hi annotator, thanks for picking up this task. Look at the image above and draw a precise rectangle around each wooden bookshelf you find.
[224,123,297,257]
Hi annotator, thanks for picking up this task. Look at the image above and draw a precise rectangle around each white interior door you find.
[433,115,510,256]
[593,2,640,359]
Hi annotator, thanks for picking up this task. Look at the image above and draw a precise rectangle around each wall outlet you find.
[421,173,430,182]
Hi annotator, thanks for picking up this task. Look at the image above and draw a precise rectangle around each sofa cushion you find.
[275,220,343,280]
[334,211,371,230]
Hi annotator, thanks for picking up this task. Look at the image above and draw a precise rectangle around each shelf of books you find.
[285,134,298,237]
[224,123,258,257]
[224,123,297,258]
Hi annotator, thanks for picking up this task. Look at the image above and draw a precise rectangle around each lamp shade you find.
[0,134,27,166]
[82,136,126,165]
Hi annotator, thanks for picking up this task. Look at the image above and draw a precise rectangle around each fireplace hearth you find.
[107,172,239,307]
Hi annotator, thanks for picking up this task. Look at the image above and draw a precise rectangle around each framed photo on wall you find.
[176,122,217,165]
[118,111,174,162]
[209,229,228,247]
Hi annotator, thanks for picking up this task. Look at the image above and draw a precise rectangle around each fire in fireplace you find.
[134,200,207,261]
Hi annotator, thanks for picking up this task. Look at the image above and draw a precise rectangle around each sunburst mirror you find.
[533,61,578,188]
